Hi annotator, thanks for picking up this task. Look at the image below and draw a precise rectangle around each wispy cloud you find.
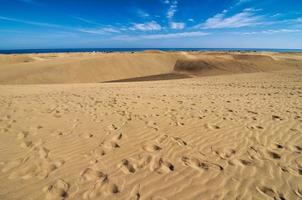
[137,9,150,18]
[171,22,185,29]
[113,31,209,41]
[143,31,209,39]
[235,0,252,6]
[79,27,121,34]
[167,0,178,20]
[0,16,62,28]
[131,21,161,31]
[71,16,102,26]
[0,15,121,36]
[242,29,302,35]
[199,8,263,29]
[165,0,186,30]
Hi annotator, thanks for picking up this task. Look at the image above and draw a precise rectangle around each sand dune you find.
[0,52,178,84]
[174,52,302,76]
[0,51,302,200]
[0,52,301,84]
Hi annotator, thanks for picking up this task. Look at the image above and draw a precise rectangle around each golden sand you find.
[0,52,301,200]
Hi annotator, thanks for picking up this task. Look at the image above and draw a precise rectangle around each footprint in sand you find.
[257,186,276,198]
[99,140,119,151]
[150,156,174,174]
[272,115,283,121]
[229,158,254,167]
[86,148,106,159]
[239,159,254,166]
[108,124,118,131]
[119,154,174,174]
[146,121,159,131]
[212,148,236,160]
[257,186,286,200]
[85,133,123,163]
[20,140,33,148]
[3,143,64,180]
[80,168,108,182]
[171,137,187,147]
[136,155,153,169]
[294,145,302,153]
[128,184,141,200]
[104,183,120,195]
[111,132,123,140]
[142,144,162,153]
[247,125,264,130]
[80,133,94,139]
[100,132,122,150]
[272,143,284,150]
[52,130,67,137]
[156,135,168,144]
[17,131,29,140]
[181,156,209,171]
[267,151,281,160]
[221,149,236,159]
[205,124,220,130]
[79,168,120,199]
[119,159,136,174]
[43,179,69,200]
[37,146,50,159]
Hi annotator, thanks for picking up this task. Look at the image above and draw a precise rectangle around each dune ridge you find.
[0,51,301,84]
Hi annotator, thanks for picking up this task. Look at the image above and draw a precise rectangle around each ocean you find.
[0,48,301,54]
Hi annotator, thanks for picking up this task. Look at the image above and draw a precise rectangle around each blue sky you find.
[0,0,301,49]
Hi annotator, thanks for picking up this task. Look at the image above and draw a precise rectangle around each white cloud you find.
[101,27,121,33]
[236,0,252,6]
[170,22,185,29]
[272,13,282,18]
[79,27,121,34]
[113,31,209,41]
[143,31,209,39]
[242,29,302,35]
[137,9,150,18]
[132,21,161,31]
[188,18,195,22]
[0,16,62,28]
[167,1,178,20]
[200,8,263,29]
[72,16,102,25]
[0,15,124,35]
[166,0,184,30]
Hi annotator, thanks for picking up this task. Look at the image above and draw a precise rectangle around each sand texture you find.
[0,52,301,200]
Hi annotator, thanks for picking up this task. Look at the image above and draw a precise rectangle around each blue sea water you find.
[0,48,301,54]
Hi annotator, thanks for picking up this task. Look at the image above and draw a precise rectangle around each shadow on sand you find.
[103,73,192,83]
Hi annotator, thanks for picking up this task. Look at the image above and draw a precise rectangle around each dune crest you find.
[0,52,301,84]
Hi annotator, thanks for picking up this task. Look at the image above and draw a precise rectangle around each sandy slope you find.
[0,52,302,84]
[0,52,302,200]
[0,52,178,84]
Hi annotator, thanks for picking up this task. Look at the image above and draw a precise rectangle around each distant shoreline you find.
[1,48,302,54]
